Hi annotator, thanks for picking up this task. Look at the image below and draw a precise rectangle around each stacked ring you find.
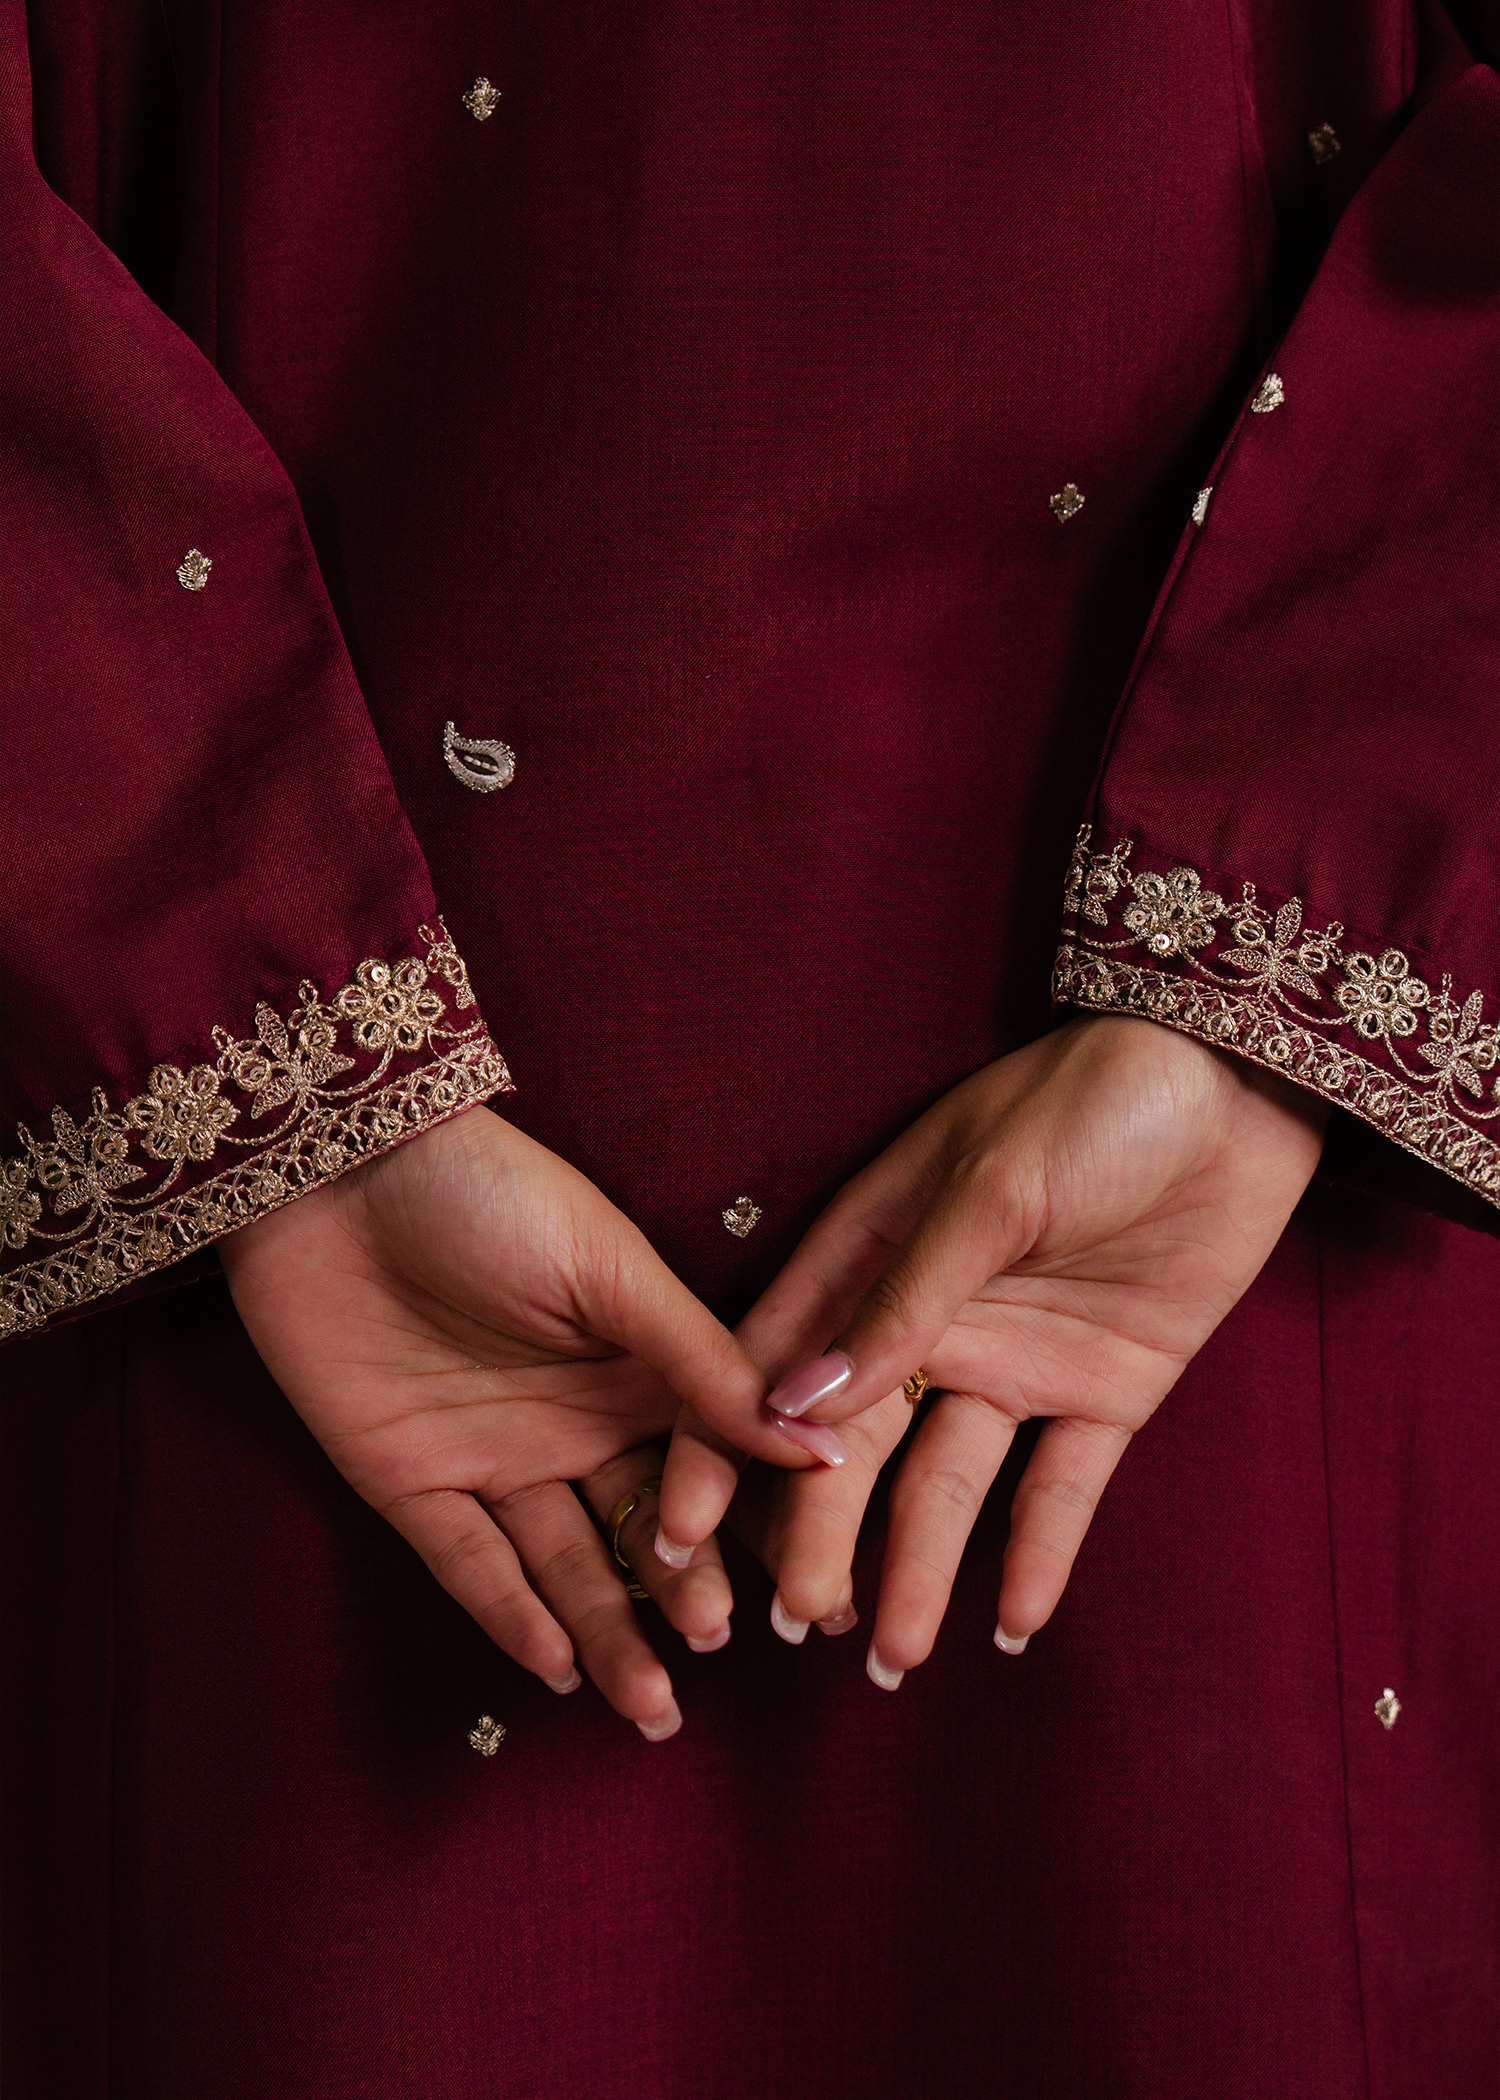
[902,1371,929,1406]
[606,1473,664,1600]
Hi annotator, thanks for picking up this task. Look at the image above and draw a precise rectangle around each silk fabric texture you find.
[3,2,1500,2094]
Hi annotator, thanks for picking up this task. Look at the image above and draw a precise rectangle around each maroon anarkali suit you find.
[4,1,1499,2093]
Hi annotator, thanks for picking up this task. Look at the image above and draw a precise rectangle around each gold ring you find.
[902,1371,929,1406]
[606,1473,663,1601]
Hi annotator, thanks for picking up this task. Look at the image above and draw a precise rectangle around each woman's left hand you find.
[658,1016,1327,1684]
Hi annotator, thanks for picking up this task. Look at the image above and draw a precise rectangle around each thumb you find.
[573,1206,770,1429]
[770,1156,1037,1427]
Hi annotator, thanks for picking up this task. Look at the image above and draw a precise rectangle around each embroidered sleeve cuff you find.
[1053,827,1500,1212]
[0,922,513,1341]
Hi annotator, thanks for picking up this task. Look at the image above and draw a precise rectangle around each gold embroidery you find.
[1251,374,1285,414]
[468,1715,507,1754]
[722,1196,762,1238]
[1049,483,1085,523]
[1374,1688,1400,1730]
[176,549,212,591]
[1056,827,1500,1207]
[443,720,516,794]
[462,77,501,121]
[1308,124,1341,165]
[0,924,512,1340]
[1191,486,1213,529]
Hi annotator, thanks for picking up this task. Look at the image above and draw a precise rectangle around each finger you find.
[865,1393,1020,1684]
[573,1216,791,1463]
[769,1150,1040,1430]
[757,1389,911,1634]
[382,1486,582,1691]
[655,1400,754,1576]
[577,1448,735,1653]
[994,1415,1134,1648]
[488,1479,683,1739]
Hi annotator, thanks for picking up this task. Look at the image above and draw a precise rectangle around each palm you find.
[221,1104,763,1729]
[683,1017,1326,1672]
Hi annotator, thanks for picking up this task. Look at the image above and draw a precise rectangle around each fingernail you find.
[654,1527,694,1570]
[866,1646,904,1692]
[685,1625,731,1654]
[817,1607,859,1637]
[636,1699,683,1742]
[543,1667,582,1694]
[994,1626,1029,1656]
[766,1349,854,1419]
[770,1410,851,1466]
[770,1592,810,1645]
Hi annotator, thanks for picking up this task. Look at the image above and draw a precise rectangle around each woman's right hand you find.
[218,1103,769,1740]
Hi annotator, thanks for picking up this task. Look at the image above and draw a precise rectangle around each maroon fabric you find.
[3,0,1499,2093]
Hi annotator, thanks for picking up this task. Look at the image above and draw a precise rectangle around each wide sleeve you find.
[1054,44,1500,1222]
[0,8,511,1342]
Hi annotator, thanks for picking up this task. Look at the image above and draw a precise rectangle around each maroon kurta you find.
[3,2,1499,2095]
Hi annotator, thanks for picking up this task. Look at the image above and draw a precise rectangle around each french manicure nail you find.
[770,1593,810,1645]
[766,1349,854,1419]
[685,1625,731,1654]
[866,1646,904,1692]
[770,1410,851,1466]
[994,1626,1029,1655]
[817,1607,860,1637]
[636,1699,683,1742]
[543,1667,582,1693]
[654,1526,694,1570]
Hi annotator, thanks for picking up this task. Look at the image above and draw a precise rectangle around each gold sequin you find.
[463,76,501,121]
[722,1196,762,1237]
[444,720,516,794]
[468,1715,507,1754]
[1307,124,1341,165]
[1049,483,1086,523]
[1191,487,1213,529]
[1375,1688,1401,1730]
[1251,374,1285,415]
[176,549,212,592]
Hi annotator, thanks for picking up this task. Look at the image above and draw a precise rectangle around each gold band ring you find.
[606,1473,663,1601]
[902,1371,929,1406]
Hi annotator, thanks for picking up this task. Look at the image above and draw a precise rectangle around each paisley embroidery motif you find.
[0,924,511,1339]
[1056,826,1500,1206]
[444,720,516,794]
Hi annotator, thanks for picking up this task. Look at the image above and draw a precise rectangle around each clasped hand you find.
[221,1016,1325,1737]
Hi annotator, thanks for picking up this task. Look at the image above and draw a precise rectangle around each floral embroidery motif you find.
[468,1715,508,1755]
[1308,124,1342,165]
[0,924,511,1339]
[462,77,501,121]
[1251,374,1285,415]
[1374,1688,1400,1730]
[1056,828,1500,1206]
[1049,483,1085,523]
[176,549,212,591]
[1191,486,1213,529]
[722,1196,763,1238]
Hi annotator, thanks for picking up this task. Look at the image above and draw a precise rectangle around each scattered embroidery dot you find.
[1307,123,1341,165]
[722,1196,762,1238]
[1049,482,1086,523]
[1374,1688,1401,1731]
[1191,486,1213,530]
[1251,373,1285,415]
[463,76,501,121]
[176,549,212,592]
[468,1714,507,1755]
[444,720,516,793]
